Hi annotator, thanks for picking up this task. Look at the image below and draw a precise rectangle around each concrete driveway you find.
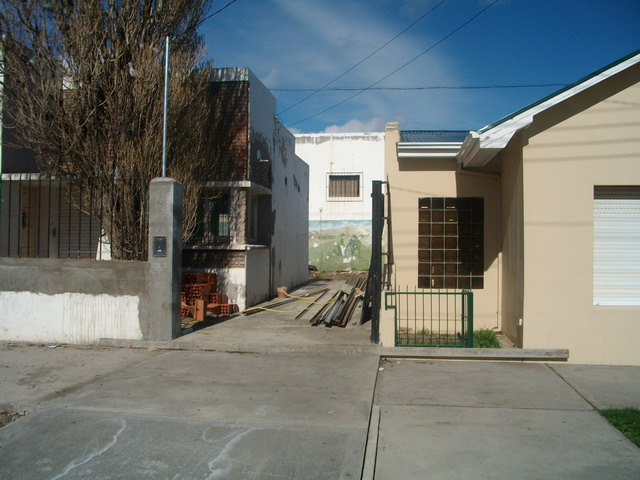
[1,341,639,479]
[1,344,378,479]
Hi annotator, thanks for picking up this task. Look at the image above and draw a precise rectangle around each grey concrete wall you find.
[0,257,150,343]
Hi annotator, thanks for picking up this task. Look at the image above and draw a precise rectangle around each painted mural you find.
[308,220,372,271]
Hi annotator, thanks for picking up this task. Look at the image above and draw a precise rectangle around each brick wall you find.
[182,249,246,269]
[205,81,249,181]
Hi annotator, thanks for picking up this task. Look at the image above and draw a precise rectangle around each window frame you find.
[417,196,484,290]
[189,191,232,246]
[326,172,363,202]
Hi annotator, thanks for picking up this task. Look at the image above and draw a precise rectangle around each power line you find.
[287,0,500,128]
[198,0,240,26]
[276,0,449,116]
[272,84,568,92]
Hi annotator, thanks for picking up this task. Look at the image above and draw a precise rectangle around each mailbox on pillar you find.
[153,236,167,257]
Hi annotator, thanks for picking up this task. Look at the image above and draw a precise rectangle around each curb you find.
[98,338,569,361]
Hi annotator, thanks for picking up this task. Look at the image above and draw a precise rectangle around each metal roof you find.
[478,48,640,134]
[458,49,640,168]
[399,130,469,143]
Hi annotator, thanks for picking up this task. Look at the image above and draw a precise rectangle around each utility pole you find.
[161,36,170,177]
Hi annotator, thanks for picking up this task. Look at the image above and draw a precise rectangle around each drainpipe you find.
[457,163,502,331]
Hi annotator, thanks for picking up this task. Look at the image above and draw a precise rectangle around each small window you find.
[190,192,231,245]
[327,173,362,201]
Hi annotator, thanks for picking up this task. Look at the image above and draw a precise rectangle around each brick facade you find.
[205,81,249,181]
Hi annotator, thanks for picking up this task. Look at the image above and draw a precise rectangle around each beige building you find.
[383,50,640,365]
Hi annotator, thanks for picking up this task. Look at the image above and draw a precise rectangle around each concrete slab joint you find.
[147,177,183,341]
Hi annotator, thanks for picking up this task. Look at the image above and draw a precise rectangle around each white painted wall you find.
[295,133,384,222]
[206,267,248,311]
[296,133,385,271]
[248,69,277,167]
[245,247,271,309]
[0,291,143,343]
[271,127,309,290]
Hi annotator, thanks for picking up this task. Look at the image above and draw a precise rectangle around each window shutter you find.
[593,187,640,306]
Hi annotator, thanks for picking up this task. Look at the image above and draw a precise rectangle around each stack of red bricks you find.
[180,273,238,321]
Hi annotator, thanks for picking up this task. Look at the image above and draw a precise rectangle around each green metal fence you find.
[385,289,473,347]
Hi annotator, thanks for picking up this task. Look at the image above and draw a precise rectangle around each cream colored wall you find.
[521,82,640,365]
[383,124,501,346]
[498,136,525,347]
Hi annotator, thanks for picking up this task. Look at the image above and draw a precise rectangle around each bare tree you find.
[0,0,217,260]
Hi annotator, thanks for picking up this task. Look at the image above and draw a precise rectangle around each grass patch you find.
[600,408,640,448]
[473,328,501,348]
[396,328,503,348]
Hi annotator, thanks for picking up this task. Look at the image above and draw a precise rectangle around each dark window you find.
[328,173,361,201]
[189,192,231,245]
[418,197,484,289]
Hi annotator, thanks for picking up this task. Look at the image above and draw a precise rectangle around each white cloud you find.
[286,126,304,135]
[205,0,464,131]
[323,117,386,133]
[261,68,280,88]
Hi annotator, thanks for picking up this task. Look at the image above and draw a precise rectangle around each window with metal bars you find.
[418,197,484,289]
[327,173,362,201]
[190,192,231,245]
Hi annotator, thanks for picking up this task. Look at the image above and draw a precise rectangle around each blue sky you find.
[201,0,640,133]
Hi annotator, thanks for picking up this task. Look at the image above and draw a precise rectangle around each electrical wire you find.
[272,84,568,92]
[197,0,240,27]
[276,0,449,116]
[286,0,500,128]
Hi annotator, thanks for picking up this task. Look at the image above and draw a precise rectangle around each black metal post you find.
[370,180,383,344]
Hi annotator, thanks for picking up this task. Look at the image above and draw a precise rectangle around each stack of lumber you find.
[297,274,367,327]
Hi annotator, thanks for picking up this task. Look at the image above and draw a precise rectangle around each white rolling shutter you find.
[593,186,640,306]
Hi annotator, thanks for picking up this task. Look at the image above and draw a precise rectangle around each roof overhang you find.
[397,141,463,159]
[457,50,640,168]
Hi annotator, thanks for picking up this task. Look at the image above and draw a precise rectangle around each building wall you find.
[245,247,271,308]
[186,69,308,308]
[521,81,640,365]
[383,124,502,345]
[296,133,384,271]
[497,135,525,347]
[205,79,249,182]
[247,71,275,189]
[271,127,309,293]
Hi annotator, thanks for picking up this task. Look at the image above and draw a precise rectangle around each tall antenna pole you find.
[161,36,170,177]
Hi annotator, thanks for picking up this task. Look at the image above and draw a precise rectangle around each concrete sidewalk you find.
[372,360,640,480]
[1,343,639,479]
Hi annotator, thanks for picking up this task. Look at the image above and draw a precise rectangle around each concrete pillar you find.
[148,178,183,340]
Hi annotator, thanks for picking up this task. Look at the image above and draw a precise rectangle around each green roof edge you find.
[478,49,640,134]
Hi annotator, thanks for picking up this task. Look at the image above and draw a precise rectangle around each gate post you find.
[148,177,183,340]
[370,180,383,344]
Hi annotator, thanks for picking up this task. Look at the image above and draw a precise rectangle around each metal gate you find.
[385,289,473,347]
